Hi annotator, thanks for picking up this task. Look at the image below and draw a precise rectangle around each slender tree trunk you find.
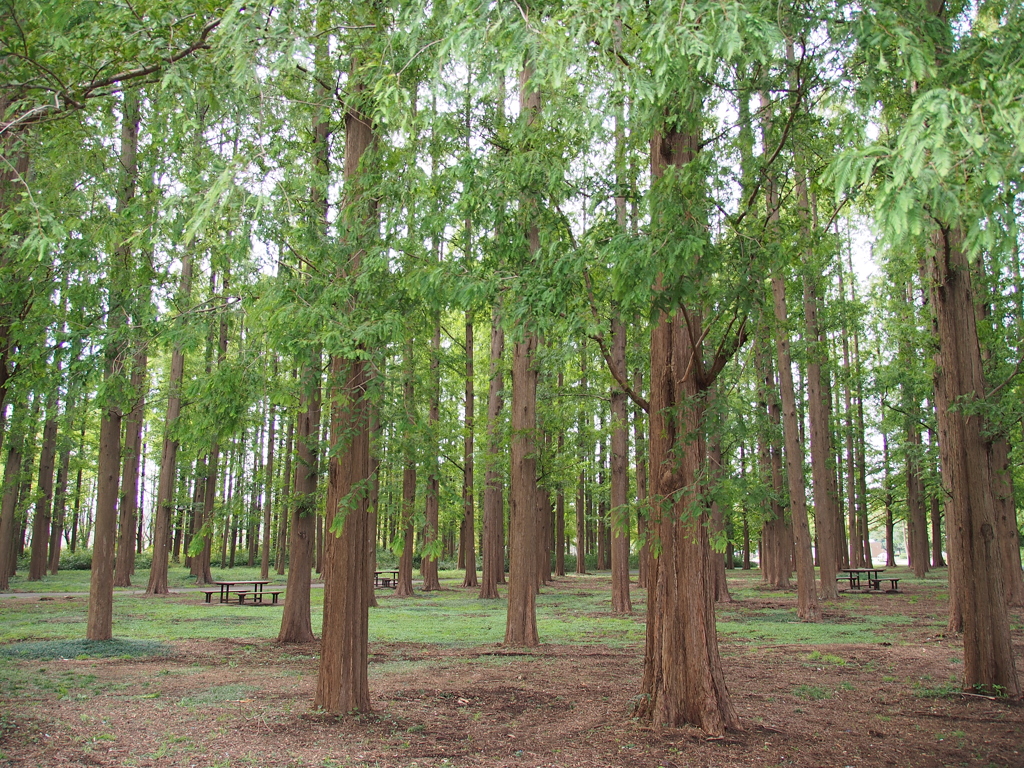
[421,322,442,591]
[276,417,293,576]
[609,316,632,612]
[260,401,277,580]
[462,312,478,587]
[278,357,320,643]
[28,412,58,581]
[772,276,820,620]
[114,350,146,587]
[479,312,503,599]
[396,339,416,598]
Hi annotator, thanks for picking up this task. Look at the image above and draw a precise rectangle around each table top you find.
[840,568,884,573]
[213,579,271,586]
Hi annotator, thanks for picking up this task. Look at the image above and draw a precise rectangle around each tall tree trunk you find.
[396,339,416,598]
[0,401,26,591]
[609,316,631,612]
[114,350,146,587]
[634,370,650,589]
[260,400,277,580]
[576,346,588,575]
[927,223,1019,697]
[635,123,740,735]
[421,322,442,591]
[147,246,190,593]
[905,419,930,578]
[278,357,320,643]
[478,312,503,599]
[505,333,540,646]
[462,312,478,587]
[314,63,375,714]
[87,89,139,640]
[28,410,58,581]
[772,276,820,620]
[276,416,294,576]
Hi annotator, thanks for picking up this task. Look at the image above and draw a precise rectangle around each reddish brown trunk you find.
[421,322,442,591]
[147,251,192,594]
[277,361,320,643]
[505,334,540,646]
[28,414,57,581]
[478,312,503,599]
[114,351,146,587]
[396,340,416,598]
[462,313,478,588]
[314,64,376,713]
[609,316,631,612]
[928,224,1019,698]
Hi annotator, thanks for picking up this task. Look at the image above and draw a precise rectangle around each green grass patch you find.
[0,639,169,660]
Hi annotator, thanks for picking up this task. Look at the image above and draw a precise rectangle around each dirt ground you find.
[2,577,1023,768]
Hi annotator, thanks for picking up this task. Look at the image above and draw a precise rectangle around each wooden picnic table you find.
[201,579,281,604]
[374,570,399,589]
[837,568,900,592]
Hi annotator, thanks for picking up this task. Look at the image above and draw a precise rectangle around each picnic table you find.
[837,568,900,593]
[374,570,399,589]
[200,579,284,605]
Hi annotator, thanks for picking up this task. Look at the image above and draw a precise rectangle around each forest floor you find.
[1,568,1022,768]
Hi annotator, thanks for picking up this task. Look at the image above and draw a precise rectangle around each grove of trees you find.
[1,0,1021,734]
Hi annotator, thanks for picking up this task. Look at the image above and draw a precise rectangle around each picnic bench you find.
[374,570,399,589]
[200,579,283,604]
[837,568,900,593]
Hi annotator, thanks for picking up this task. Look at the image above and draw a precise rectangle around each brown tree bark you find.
[634,124,740,735]
[87,90,140,640]
[478,311,503,599]
[576,347,588,576]
[277,358,320,643]
[396,339,416,598]
[905,419,930,578]
[505,334,540,646]
[314,66,375,713]
[260,401,277,580]
[421,322,442,592]
[147,250,192,594]
[28,412,57,581]
[114,350,146,587]
[0,403,26,591]
[772,275,820,621]
[462,312,479,588]
[928,223,1020,698]
[609,316,631,613]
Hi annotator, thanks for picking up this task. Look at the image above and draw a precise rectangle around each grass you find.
[0,565,935,651]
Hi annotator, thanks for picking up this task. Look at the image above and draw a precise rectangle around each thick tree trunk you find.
[0,404,26,591]
[928,223,1019,698]
[314,72,375,712]
[316,357,372,712]
[505,334,540,647]
[990,438,1023,606]
[635,125,740,736]
[479,313,503,599]
[638,305,738,734]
